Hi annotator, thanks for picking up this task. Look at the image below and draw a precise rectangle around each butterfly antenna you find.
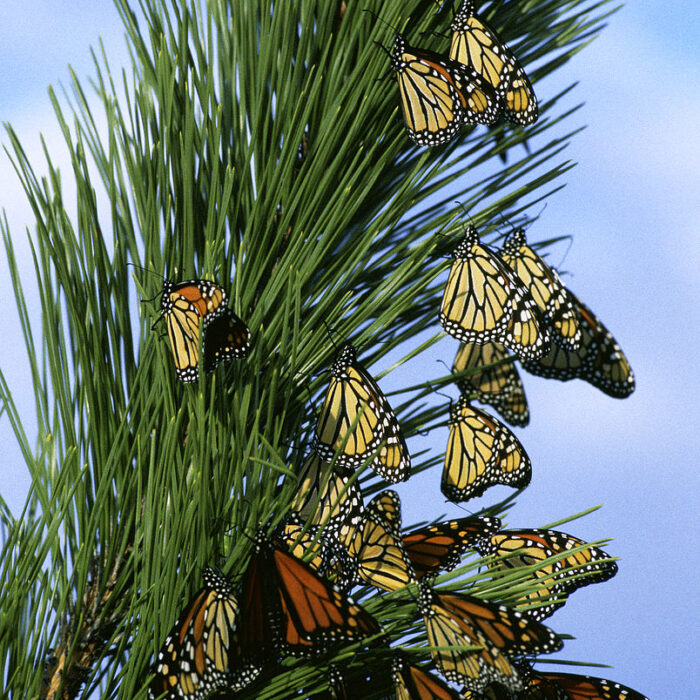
[371,38,395,82]
[557,235,575,271]
[526,201,548,230]
[363,9,403,36]
[322,320,344,353]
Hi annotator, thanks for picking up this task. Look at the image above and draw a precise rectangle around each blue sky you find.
[0,2,698,699]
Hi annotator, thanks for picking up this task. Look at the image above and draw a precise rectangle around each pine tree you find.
[0,1,639,698]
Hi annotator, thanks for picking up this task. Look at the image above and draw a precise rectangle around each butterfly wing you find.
[525,670,650,700]
[442,397,531,502]
[402,515,502,580]
[521,294,635,398]
[237,544,281,665]
[476,529,618,620]
[450,1,538,125]
[453,340,529,426]
[271,544,381,655]
[203,308,251,373]
[290,451,363,537]
[393,655,461,699]
[279,514,330,574]
[239,535,380,659]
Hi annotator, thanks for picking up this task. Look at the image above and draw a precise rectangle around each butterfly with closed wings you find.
[442,396,531,503]
[452,340,529,427]
[449,1,538,125]
[148,568,259,700]
[475,528,618,620]
[440,224,550,361]
[500,228,581,351]
[418,582,562,693]
[389,33,499,146]
[158,278,250,383]
[314,342,410,483]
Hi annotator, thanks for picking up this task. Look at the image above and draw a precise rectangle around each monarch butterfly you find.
[442,397,531,502]
[452,340,529,427]
[159,279,250,382]
[279,514,330,574]
[238,534,380,662]
[340,490,417,592]
[520,293,635,398]
[390,33,499,146]
[314,342,410,483]
[500,228,581,351]
[393,654,461,699]
[517,661,650,700]
[449,1,538,125]
[418,583,562,692]
[290,451,363,539]
[402,514,502,580]
[440,225,550,360]
[148,568,259,700]
[474,529,618,620]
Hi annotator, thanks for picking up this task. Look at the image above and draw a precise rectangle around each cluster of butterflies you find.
[149,295,639,697]
[439,222,635,500]
[390,1,538,147]
[149,236,637,698]
[149,226,637,699]
[148,490,646,698]
[146,3,641,697]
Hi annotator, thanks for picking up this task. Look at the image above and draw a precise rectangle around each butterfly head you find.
[390,34,408,69]
[332,342,357,375]
[502,227,527,256]
[159,279,175,314]
[202,567,232,593]
[453,224,479,259]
